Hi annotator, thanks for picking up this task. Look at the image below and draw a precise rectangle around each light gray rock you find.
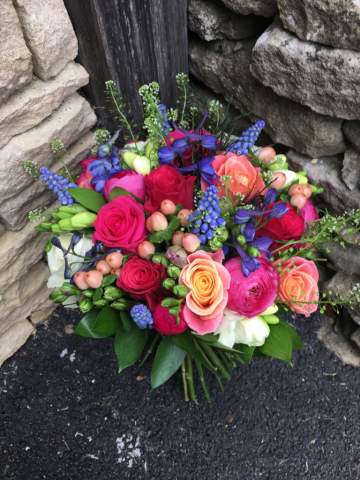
[189,35,346,158]
[0,0,32,104]
[0,320,35,367]
[13,0,78,81]
[251,17,360,121]
[0,131,95,231]
[343,120,360,152]
[278,0,360,53]
[0,93,96,205]
[220,0,277,17]
[188,0,270,41]
[322,240,360,276]
[286,149,360,215]
[323,271,360,326]
[342,146,360,190]
[0,61,89,149]
[0,225,5,237]
[30,298,56,325]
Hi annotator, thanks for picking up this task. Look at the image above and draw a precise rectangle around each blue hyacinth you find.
[228,120,265,156]
[157,104,171,137]
[188,185,226,245]
[130,304,154,329]
[39,167,77,206]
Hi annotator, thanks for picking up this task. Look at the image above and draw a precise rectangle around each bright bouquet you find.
[26,76,360,402]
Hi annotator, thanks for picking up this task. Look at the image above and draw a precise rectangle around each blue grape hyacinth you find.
[228,120,265,156]
[157,104,171,137]
[39,168,77,206]
[130,304,154,329]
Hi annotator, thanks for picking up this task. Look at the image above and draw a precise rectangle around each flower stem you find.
[185,354,197,403]
[200,343,231,381]
[139,332,161,366]
[194,359,211,403]
[181,360,189,401]
[216,376,224,392]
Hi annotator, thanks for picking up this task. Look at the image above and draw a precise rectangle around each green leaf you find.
[34,225,52,232]
[151,337,186,390]
[257,323,293,365]
[93,287,103,303]
[120,311,132,332]
[91,305,122,337]
[174,204,184,216]
[280,193,290,204]
[67,188,106,213]
[275,305,289,316]
[149,216,182,243]
[73,310,104,338]
[211,341,243,353]
[235,344,255,363]
[109,186,144,204]
[101,274,117,287]
[194,359,211,403]
[192,333,219,344]
[167,217,181,232]
[252,348,268,359]
[279,318,305,350]
[114,320,149,373]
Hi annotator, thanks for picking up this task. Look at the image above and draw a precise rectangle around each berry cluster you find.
[229,120,265,156]
[157,104,171,137]
[39,168,77,206]
[188,186,226,244]
[130,304,154,329]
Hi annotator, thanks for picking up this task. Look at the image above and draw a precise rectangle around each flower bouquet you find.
[26,76,360,402]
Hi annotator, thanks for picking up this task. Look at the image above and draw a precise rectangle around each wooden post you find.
[64,0,188,135]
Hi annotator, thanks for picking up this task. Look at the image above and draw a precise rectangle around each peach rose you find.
[179,250,231,334]
[207,154,266,198]
[274,257,319,317]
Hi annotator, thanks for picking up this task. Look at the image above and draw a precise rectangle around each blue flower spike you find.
[130,304,154,329]
[228,120,265,156]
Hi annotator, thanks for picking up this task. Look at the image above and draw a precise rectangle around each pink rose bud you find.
[146,216,155,233]
[172,230,184,245]
[106,252,123,269]
[160,199,176,215]
[74,271,88,290]
[271,172,286,190]
[111,267,121,279]
[181,233,200,253]
[165,245,188,268]
[138,240,156,259]
[150,212,168,231]
[96,259,112,275]
[177,208,192,226]
[258,147,276,164]
[85,270,103,289]
[290,192,307,209]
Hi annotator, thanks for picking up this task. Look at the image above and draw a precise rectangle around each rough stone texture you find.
[0,320,35,367]
[343,120,360,152]
[189,34,347,158]
[0,93,96,205]
[0,0,33,104]
[0,131,95,231]
[30,298,57,325]
[188,0,270,41]
[286,149,360,215]
[0,225,5,237]
[323,271,360,326]
[13,0,78,81]
[0,61,89,150]
[278,0,360,53]
[322,240,360,276]
[220,0,277,17]
[251,17,360,121]
[342,146,360,190]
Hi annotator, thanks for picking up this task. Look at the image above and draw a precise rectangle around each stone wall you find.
[0,0,96,365]
[188,0,360,361]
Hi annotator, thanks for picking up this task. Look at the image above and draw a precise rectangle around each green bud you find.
[217,230,229,242]
[111,299,136,311]
[60,282,80,296]
[162,278,176,290]
[122,151,138,169]
[52,294,68,303]
[92,298,110,307]
[167,265,181,279]
[52,213,61,221]
[236,235,247,248]
[51,224,64,233]
[70,212,97,229]
[59,204,89,215]
[83,288,95,298]
[49,291,65,301]
[101,274,118,287]
[233,225,241,237]
[173,285,190,297]
[260,314,279,325]
[41,222,54,229]
[152,254,170,267]
[103,286,126,301]
[45,237,53,253]
[247,246,261,258]
[169,306,181,316]
[161,297,181,308]
[226,220,235,231]
[57,212,74,219]
[209,239,223,250]
[79,298,93,313]
[58,218,75,232]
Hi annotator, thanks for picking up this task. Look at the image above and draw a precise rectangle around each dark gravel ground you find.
[1,308,360,480]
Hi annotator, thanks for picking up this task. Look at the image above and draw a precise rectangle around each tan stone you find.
[13,0,78,81]
[0,320,35,367]
[0,225,5,237]
[0,131,95,230]
[0,61,89,149]
[0,93,96,205]
[30,298,56,325]
[220,0,277,17]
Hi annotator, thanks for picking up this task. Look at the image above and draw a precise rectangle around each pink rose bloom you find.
[93,196,147,253]
[225,256,278,317]
[179,250,231,335]
[152,303,188,335]
[274,257,319,317]
[103,170,146,202]
[301,199,319,224]
[77,156,96,190]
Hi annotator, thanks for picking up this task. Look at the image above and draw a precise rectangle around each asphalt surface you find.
[1,307,360,480]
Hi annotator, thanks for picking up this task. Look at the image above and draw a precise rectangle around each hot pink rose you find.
[93,196,147,253]
[301,199,319,224]
[179,250,231,335]
[77,156,96,190]
[152,303,188,335]
[274,257,319,317]
[103,170,146,202]
[225,256,278,317]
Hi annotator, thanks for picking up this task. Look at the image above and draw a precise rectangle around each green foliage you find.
[115,318,148,373]
[151,337,186,390]
[109,186,144,204]
[91,305,122,337]
[149,217,181,243]
[67,188,106,213]
[73,310,104,338]
[257,323,293,366]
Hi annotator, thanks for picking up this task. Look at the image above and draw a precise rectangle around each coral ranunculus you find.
[103,170,146,202]
[93,196,147,253]
[274,257,319,317]
[77,156,96,190]
[152,303,188,335]
[211,154,266,198]
[179,250,231,335]
[225,256,278,318]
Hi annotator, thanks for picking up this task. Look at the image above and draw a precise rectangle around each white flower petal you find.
[218,330,236,348]
[234,316,270,347]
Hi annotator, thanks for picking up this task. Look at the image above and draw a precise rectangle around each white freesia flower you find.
[124,139,149,153]
[215,308,270,348]
[261,303,278,316]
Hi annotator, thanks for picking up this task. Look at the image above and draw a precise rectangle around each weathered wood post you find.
[63,0,188,133]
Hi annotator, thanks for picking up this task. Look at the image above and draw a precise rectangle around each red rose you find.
[77,156,96,190]
[256,202,305,252]
[144,165,196,214]
[93,196,147,253]
[117,256,166,299]
[152,303,188,335]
